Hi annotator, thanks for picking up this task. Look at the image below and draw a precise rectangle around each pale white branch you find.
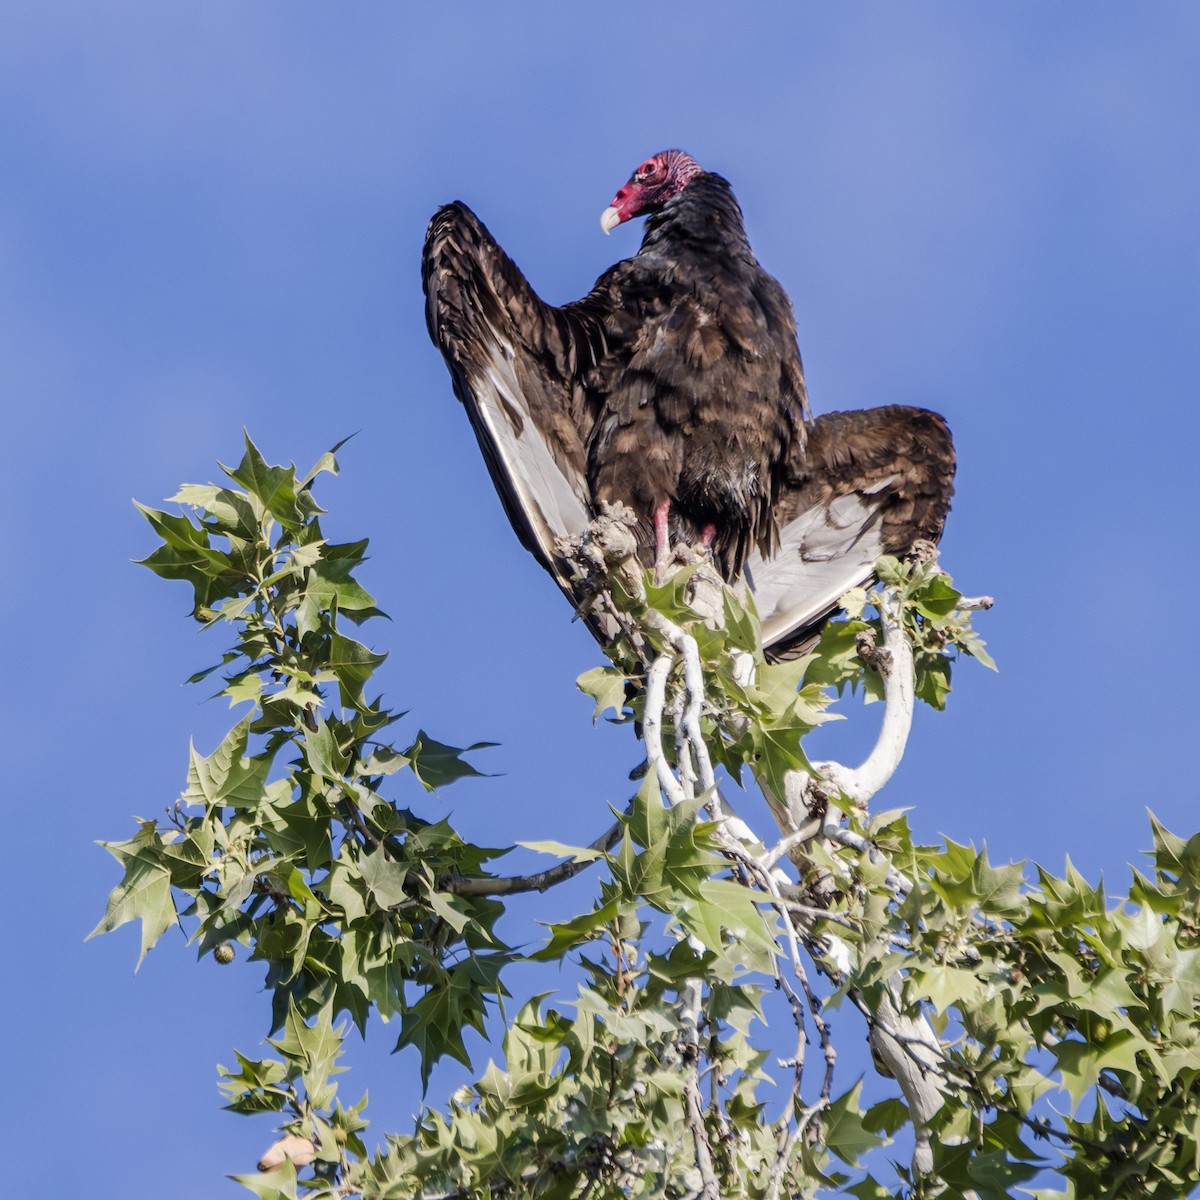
[868,991,948,1178]
[676,632,719,802]
[680,976,721,1200]
[786,588,914,821]
[762,827,821,871]
[643,652,688,807]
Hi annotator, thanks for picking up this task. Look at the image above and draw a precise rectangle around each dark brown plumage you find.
[589,155,809,577]
[422,150,956,654]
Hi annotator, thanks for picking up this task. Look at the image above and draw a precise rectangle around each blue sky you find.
[4,4,1199,1196]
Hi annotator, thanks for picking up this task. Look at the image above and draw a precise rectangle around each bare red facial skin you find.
[600,150,703,232]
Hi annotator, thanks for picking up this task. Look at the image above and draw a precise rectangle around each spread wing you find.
[422,202,608,600]
[748,407,955,658]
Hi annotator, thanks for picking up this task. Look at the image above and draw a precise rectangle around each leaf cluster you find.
[359,778,807,1199]
[93,437,518,1191]
[805,554,995,711]
[801,801,1200,1199]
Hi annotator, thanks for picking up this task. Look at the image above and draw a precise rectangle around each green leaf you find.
[359,845,409,909]
[223,432,305,532]
[428,889,475,935]
[272,801,333,870]
[722,588,762,654]
[824,1080,888,1161]
[396,958,502,1086]
[326,634,388,710]
[88,821,179,968]
[269,1002,346,1086]
[296,543,382,638]
[299,434,356,490]
[517,840,607,864]
[749,706,817,801]
[642,563,702,625]
[134,501,223,566]
[613,776,721,906]
[679,878,779,970]
[302,718,349,781]
[405,732,494,791]
[218,1050,290,1113]
[926,839,1025,918]
[845,1177,896,1200]
[913,650,953,710]
[1051,1030,1144,1111]
[804,617,872,694]
[531,896,624,961]
[134,502,243,608]
[230,1161,299,1199]
[576,666,630,720]
[183,715,272,810]
[911,572,962,620]
[750,656,810,712]
[912,963,989,1016]
[169,483,258,537]
[357,746,410,778]
[954,623,997,670]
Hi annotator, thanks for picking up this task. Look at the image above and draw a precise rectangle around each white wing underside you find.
[745,486,893,651]
[479,346,592,556]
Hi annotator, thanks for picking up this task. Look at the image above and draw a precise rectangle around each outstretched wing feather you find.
[753,406,955,659]
[423,203,597,600]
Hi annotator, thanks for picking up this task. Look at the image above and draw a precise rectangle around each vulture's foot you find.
[907,538,940,565]
[682,558,725,628]
[656,534,714,579]
[557,503,643,603]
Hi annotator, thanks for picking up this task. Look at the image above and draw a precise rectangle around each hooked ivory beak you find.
[599,206,622,235]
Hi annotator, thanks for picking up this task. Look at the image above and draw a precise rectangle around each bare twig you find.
[821,825,912,896]
[441,819,623,896]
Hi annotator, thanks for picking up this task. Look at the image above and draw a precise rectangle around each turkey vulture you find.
[423,150,954,657]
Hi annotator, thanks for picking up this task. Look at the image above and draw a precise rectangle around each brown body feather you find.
[582,173,808,575]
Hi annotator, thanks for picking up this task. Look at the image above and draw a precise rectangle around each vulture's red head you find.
[600,150,704,234]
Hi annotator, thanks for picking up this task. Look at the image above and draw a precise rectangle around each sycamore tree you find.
[94,436,1200,1200]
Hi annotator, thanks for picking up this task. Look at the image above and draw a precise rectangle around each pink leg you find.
[653,498,672,578]
[699,523,716,548]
